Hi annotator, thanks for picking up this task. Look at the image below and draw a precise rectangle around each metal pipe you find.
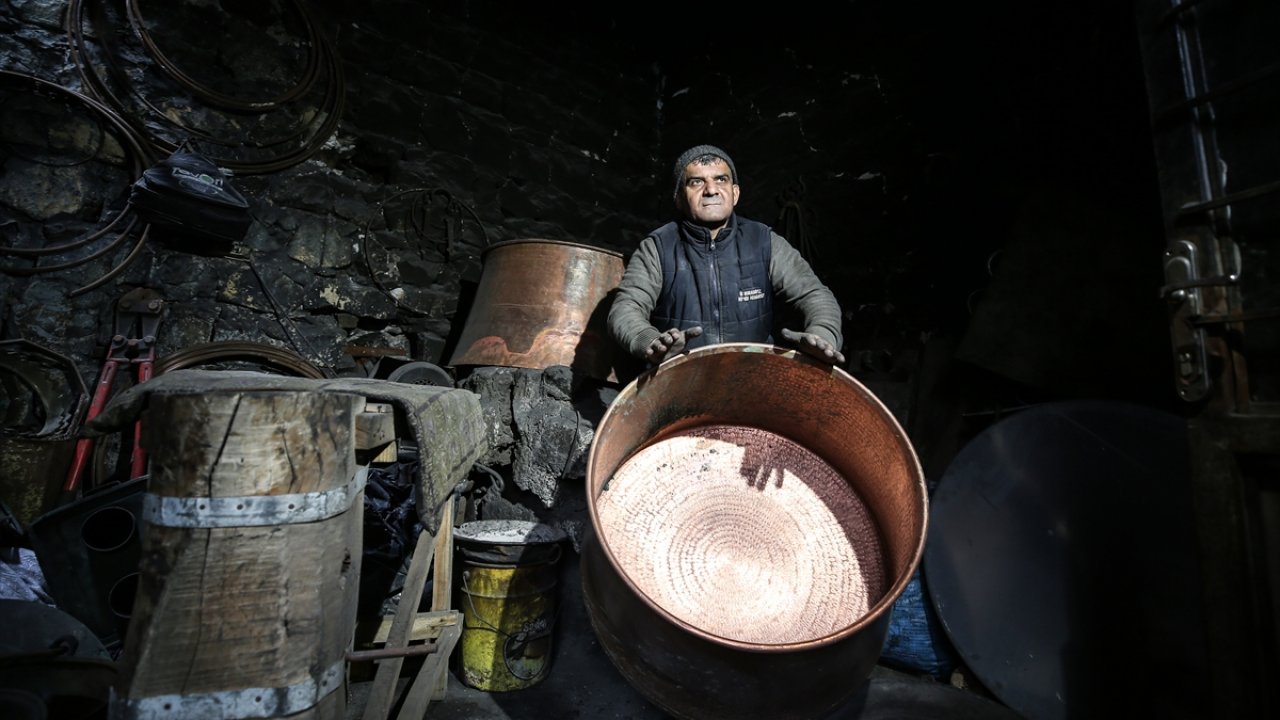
[345,642,442,663]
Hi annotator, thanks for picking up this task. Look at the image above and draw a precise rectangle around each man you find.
[608,144,845,366]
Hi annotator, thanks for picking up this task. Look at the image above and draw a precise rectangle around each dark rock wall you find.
[0,0,665,388]
[1,0,1179,488]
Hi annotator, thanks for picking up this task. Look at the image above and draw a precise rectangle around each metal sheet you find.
[924,400,1212,720]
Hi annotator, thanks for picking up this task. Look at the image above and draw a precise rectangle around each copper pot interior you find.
[586,344,927,647]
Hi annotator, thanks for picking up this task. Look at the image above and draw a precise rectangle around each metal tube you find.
[345,642,442,663]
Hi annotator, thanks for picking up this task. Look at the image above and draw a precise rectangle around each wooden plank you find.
[431,499,455,612]
[349,611,460,685]
[354,610,461,647]
[398,615,462,719]
[429,499,456,700]
[361,527,436,720]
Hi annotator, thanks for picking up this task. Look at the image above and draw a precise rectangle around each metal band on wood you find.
[142,466,368,528]
[112,659,345,720]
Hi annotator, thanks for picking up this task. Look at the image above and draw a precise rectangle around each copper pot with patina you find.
[447,239,639,384]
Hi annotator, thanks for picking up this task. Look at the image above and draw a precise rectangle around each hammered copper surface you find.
[447,239,635,382]
[597,424,885,644]
[583,343,928,720]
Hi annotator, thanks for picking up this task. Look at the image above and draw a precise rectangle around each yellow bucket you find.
[454,520,565,692]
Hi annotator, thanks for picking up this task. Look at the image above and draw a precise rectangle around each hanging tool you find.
[61,288,164,501]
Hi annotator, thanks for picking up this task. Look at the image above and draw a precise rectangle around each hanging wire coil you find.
[0,70,153,296]
[67,0,345,175]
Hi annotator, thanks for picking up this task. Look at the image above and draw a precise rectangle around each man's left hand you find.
[780,328,845,366]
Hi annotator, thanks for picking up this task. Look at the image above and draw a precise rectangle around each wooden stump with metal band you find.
[112,390,366,720]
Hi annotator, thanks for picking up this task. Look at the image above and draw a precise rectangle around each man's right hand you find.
[780,328,845,365]
[645,326,703,364]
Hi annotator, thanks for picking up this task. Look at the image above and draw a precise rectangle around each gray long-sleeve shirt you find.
[608,225,844,361]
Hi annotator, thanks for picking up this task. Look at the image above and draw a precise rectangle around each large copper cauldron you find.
[582,344,928,720]
[447,239,638,383]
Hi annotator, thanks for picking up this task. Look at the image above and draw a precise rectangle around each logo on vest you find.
[738,288,765,303]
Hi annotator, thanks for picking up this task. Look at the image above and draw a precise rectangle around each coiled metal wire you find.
[67,0,345,175]
[0,70,153,295]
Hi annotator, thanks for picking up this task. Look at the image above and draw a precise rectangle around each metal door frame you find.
[1135,2,1280,717]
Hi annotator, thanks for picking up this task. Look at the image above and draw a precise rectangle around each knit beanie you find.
[672,144,737,192]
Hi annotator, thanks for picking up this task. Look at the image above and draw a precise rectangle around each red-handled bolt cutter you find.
[61,287,164,500]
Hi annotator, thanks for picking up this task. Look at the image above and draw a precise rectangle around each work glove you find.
[780,328,845,366]
[645,326,703,364]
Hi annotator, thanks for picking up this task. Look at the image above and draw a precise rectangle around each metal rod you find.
[1190,308,1280,326]
[345,641,441,663]
[1157,0,1213,28]
[1154,61,1280,122]
[1178,179,1280,216]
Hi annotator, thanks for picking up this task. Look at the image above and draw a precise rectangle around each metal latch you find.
[1160,239,1242,402]
[1161,240,1212,402]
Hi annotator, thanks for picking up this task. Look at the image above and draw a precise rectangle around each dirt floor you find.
[345,554,1025,720]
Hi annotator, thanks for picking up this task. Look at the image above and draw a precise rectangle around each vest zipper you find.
[709,239,722,343]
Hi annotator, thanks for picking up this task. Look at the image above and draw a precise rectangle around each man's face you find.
[675,158,740,228]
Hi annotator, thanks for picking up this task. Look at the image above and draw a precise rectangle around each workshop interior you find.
[0,1,1276,719]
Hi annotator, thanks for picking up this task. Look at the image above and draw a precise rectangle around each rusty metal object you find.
[345,642,444,663]
[154,340,326,379]
[0,340,88,525]
[447,239,639,383]
[0,340,88,440]
[583,343,928,720]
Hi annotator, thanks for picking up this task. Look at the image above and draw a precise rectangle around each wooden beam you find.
[354,610,461,647]
[429,499,456,700]
[361,527,436,720]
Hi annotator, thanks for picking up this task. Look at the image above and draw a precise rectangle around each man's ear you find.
[731,183,741,206]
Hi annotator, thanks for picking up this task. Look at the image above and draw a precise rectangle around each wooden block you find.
[355,403,396,462]
[124,391,364,719]
[355,610,461,648]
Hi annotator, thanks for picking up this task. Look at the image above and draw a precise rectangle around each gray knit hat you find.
[672,144,737,192]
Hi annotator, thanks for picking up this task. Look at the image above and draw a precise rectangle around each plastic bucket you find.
[455,520,566,692]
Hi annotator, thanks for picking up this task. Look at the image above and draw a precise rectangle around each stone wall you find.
[0,0,667,389]
[0,0,1178,494]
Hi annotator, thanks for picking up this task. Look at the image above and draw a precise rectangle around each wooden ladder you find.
[356,501,461,720]
[353,402,463,719]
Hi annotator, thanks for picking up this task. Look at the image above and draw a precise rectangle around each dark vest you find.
[650,215,774,350]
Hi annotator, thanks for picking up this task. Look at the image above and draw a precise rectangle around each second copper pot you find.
[447,239,637,383]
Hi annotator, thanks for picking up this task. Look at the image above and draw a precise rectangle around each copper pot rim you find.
[585,342,928,652]
[481,237,624,260]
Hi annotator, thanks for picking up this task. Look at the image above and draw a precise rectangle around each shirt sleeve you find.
[769,231,845,351]
[608,236,664,360]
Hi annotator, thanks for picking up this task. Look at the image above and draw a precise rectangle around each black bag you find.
[129,142,252,254]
